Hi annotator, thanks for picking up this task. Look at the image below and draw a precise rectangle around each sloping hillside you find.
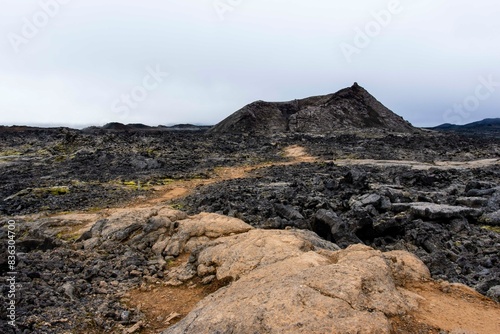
[210,83,414,134]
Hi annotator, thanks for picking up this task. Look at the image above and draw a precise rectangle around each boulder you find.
[408,202,481,220]
[486,188,500,211]
[479,210,500,226]
[196,229,339,281]
[455,197,488,208]
[274,203,304,220]
[487,285,500,302]
[313,209,362,246]
[349,193,381,208]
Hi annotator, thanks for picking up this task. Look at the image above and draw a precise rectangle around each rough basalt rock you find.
[181,163,500,294]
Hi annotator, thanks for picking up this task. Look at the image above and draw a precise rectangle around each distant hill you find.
[102,122,137,130]
[91,123,210,132]
[160,124,212,131]
[209,83,415,135]
[431,118,500,134]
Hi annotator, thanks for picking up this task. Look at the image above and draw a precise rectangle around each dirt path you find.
[141,147,497,207]
[406,281,500,334]
[283,145,317,163]
[129,145,317,207]
[40,146,314,233]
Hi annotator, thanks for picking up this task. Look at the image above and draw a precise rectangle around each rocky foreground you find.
[1,206,499,333]
[0,127,499,333]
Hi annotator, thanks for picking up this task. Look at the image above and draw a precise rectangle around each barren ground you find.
[2,134,499,333]
[110,146,499,334]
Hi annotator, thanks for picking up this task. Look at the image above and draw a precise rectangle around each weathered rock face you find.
[164,235,430,334]
[210,83,415,134]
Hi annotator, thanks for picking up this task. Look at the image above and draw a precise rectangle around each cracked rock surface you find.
[163,234,429,334]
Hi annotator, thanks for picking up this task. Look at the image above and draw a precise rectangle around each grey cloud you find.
[0,0,498,127]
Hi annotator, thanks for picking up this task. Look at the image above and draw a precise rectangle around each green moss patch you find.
[481,225,500,233]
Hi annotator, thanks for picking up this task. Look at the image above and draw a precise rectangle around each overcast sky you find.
[1,0,499,128]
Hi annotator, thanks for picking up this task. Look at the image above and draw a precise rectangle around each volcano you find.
[210,83,414,134]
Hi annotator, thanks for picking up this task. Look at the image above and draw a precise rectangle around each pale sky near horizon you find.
[0,0,499,128]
